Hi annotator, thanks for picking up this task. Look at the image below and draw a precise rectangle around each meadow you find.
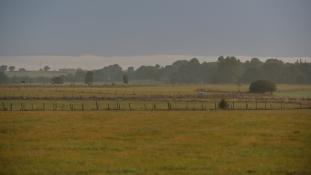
[1,84,311,98]
[1,110,311,175]
[0,84,310,175]
[1,84,310,111]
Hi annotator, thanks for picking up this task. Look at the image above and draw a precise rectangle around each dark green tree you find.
[74,69,86,82]
[51,76,65,84]
[216,56,241,83]
[249,80,277,93]
[0,71,9,84]
[9,66,15,72]
[123,74,128,84]
[85,71,93,85]
[218,99,229,109]
[44,65,50,71]
[18,68,26,72]
[0,65,8,72]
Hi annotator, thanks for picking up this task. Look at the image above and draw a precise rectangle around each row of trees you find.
[0,65,27,72]
[1,57,311,84]
[0,65,52,72]
[90,57,310,84]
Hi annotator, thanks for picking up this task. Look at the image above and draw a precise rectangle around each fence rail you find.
[1,101,310,111]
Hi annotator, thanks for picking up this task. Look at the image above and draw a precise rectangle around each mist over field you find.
[1,1,311,175]
[0,55,309,70]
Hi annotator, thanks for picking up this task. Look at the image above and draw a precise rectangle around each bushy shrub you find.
[51,76,64,84]
[218,99,229,109]
[249,80,276,93]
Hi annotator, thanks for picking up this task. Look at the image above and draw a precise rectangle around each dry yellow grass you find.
[1,110,311,175]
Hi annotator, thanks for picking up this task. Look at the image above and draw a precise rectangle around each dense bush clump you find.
[218,99,229,109]
[249,80,276,93]
[51,76,64,84]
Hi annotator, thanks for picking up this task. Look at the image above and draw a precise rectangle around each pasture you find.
[1,84,310,111]
[0,84,310,174]
[1,110,311,175]
[1,84,311,98]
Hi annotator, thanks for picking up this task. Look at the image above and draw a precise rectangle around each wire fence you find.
[1,100,310,111]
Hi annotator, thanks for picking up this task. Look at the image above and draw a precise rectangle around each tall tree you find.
[0,71,9,84]
[0,65,8,72]
[261,59,284,83]
[44,66,50,71]
[51,76,65,84]
[123,74,128,84]
[18,68,26,72]
[85,71,93,85]
[9,66,15,72]
[216,56,241,83]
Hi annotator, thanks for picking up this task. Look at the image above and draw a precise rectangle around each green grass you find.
[1,110,311,175]
[276,90,311,98]
[1,84,311,98]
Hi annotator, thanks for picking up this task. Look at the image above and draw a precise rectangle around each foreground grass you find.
[0,110,311,175]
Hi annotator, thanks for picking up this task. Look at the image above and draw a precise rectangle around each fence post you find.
[95,101,99,111]
[214,101,217,110]
[107,104,110,110]
[20,103,24,111]
[128,103,132,111]
[10,103,13,111]
[153,104,156,111]
[53,104,56,111]
[2,102,7,111]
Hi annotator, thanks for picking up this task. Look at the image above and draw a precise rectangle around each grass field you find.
[1,84,310,111]
[1,110,311,175]
[275,91,311,98]
[1,84,311,98]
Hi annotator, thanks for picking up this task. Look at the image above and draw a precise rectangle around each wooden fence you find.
[1,100,310,111]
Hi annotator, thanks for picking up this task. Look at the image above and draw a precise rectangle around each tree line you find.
[1,57,310,84]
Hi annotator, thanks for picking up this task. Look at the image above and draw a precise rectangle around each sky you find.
[0,0,311,69]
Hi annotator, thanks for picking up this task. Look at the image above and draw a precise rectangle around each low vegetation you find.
[1,57,311,85]
[1,110,310,175]
[218,99,229,109]
[0,84,310,174]
[249,80,277,93]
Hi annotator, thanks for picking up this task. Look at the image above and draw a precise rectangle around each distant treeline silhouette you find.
[1,56,310,84]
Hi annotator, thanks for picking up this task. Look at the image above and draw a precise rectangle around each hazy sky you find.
[1,0,311,58]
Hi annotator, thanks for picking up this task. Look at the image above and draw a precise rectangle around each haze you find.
[0,0,311,69]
